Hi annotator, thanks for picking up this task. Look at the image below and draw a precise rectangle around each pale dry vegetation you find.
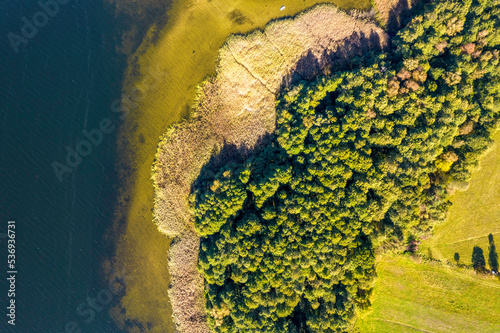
[152,5,389,332]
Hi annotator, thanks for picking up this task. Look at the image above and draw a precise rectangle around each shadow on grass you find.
[280,29,386,90]
[386,0,422,36]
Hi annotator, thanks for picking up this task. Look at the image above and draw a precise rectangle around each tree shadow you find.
[280,29,385,90]
[386,0,421,36]
[192,133,274,192]
[472,246,486,273]
[323,30,384,68]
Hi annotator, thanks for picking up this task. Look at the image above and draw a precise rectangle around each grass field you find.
[420,130,500,267]
[355,254,500,333]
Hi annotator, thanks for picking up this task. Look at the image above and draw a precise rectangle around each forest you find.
[191,0,500,331]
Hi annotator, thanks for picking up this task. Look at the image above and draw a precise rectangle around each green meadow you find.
[356,255,500,333]
[421,130,500,267]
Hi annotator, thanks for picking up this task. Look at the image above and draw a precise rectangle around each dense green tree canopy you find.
[192,0,500,331]
[472,246,487,272]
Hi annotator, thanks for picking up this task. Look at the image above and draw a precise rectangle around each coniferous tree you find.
[488,234,499,273]
[472,246,486,273]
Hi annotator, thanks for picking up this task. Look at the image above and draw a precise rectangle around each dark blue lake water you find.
[0,0,128,331]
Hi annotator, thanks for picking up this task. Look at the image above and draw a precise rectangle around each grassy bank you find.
[355,255,500,333]
[421,130,500,267]
[108,0,372,332]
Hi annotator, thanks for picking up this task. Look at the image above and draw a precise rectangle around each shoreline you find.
[105,0,375,331]
[152,5,390,332]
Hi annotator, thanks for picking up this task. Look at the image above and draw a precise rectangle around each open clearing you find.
[355,255,500,333]
[421,130,500,267]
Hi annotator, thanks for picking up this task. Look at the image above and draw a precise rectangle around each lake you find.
[0,0,126,331]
